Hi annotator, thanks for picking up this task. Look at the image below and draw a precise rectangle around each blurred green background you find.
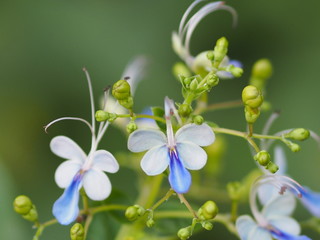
[0,0,320,239]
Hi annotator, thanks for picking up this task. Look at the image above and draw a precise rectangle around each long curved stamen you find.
[164,97,177,148]
[44,117,94,135]
[83,68,96,134]
[260,111,280,149]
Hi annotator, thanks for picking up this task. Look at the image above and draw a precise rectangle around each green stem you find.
[151,189,175,210]
[230,200,238,222]
[178,194,198,218]
[84,214,93,240]
[90,204,128,214]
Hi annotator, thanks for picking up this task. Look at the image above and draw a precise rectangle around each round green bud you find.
[254,150,271,166]
[193,115,204,125]
[242,85,263,108]
[198,201,218,220]
[22,207,38,222]
[133,205,146,216]
[289,143,301,152]
[206,73,219,88]
[112,79,131,100]
[251,59,273,80]
[95,110,109,122]
[119,96,134,109]
[189,79,198,91]
[146,218,155,228]
[260,101,272,112]
[125,206,139,221]
[126,121,138,134]
[177,227,191,240]
[70,223,84,240]
[265,162,279,174]
[173,62,192,80]
[285,128,310,141]
[202,221,213,231]
[206,51,214,61]
[244,107,260,124]
[230,66,243,78]
[13,195,32,215]
[178,104,192,118]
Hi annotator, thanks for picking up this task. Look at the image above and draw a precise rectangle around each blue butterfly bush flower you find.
[236,175,311,240]
[127,97,215,193]
[172,0,240,79]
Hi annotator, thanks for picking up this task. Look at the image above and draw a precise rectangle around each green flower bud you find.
[251,59,273,80]
[213,37,228,65]
[228,65,243,78]
[198,201,218,220]
[244,107,260,124]
[202,221,213,231]
[70,223,84,240]
[146,218,155,228]
[177,227,192,240]
[242,85,263,109]
[133,205,146,216]
[285,128,310,141]
[189,79,198,91]
[22,207,38,222]
[126,121,138,133]
[205,73,219,88]
[206,51,214,61]
[173,62,192,80]
[260,101,272,112]
[227,181,242,200]
[178,104,192,117]
[14,195,32,215]
[125,206,139,221]
[119,96,134,109]
[289,143,301,152]
[193,115,204,125]
[95,110,110,122]
[265,161,279,174]
[112,79,131,100]
[254,150,271,166]
[183,77,192,86]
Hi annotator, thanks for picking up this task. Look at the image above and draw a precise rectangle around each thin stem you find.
[84,214,93,240]
[248,124,253,137]
[81,190,89,213]
[196,99,243,114]
[151,189,175,210]
[230,200,238,222]
[90,204,128,214]
[178,194,198,218]
[136,114,166,124]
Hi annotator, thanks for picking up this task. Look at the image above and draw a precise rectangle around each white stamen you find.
[164,97,176,148]
[44,117,93,135]
[82,68,96,135]
[260,111,280,150]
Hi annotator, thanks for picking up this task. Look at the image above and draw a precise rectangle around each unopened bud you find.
[251,59,273,80]
[22,207,38,222]
[198,201,218,220]
[134,205,146,216]
[244,107,260,124]
[193,115,204,125]
[126,121,138,133]
[227,182,242,200]
[112,79,131,100]
[119,96,134,109]
[125,206,139,221]
[265,161,279,174]
[202,221,213,231]
[254,150,271,166]
[229,65,243,78]
[178,104,192,117]
[177,226,192,240]
[14,195,32,215]
[70,223,84,240]
[242,85,263,108]
[95,110,109,122]
[146,218,155,228]
[205,73,219,88]
[206,51,214,61]
[173,62,192,80]
[285,128,310,141]
[189,79,198,91]
[213,37,228,65]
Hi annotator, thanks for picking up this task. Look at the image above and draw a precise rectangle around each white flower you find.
[127,97,215,193]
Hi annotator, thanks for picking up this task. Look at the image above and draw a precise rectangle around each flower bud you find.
[119,96,134,109]
[22,207,38,222]
[265,161,279,174]
[244,107,260,124]
[95,110,110,122]
[213,37,228,65]
[202,221,213,231]
[227,181,242,200]
[146,218,155,228]
[178,104,192,117]
[134,204,146,216]
[70,223,84,240]
[206,51,214,61]
[205,73,219,88]
[173,62,192,80]
[242,85,263,109]
[125,206,139,221]
[14,195,32,215]
[285,128,310,141]
[193,115,204,125]
[198,201,218,220]
[289,143,301,152]
[251,59,273,80]
[254,150,271,166]
[229,65,243,78]
[112,79,131,100]
[189,79,198,91]
[177,226,192,240]
[126,121,138,133]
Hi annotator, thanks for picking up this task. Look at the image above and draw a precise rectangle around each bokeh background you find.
[0,0,319,239]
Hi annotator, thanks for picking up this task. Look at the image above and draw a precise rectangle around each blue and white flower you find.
[172,0,239,78]
[127,97,215,193]
[236,175,311,240]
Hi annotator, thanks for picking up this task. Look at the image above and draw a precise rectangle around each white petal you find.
[176,123,215,146]
[236,215,257,240]
[55,160,82,188]
[268,216,301,236]
[83,169,111,201]
[248,226,272,240]
[50,136,86,163]
[91,150,119,173]
[258,183,279,206]
[176,142,207,170]
[141,145,169,176]
[128,129,167,152]
[262,193,296,218]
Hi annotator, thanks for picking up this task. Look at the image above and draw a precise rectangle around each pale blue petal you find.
[175,123,215,147]
[270,228,311,240]
[258,183,279,206]
[91,150,119,173]
[262,194,296,218]
[53,173,83,225]
[299,186,320,217]
[169,151,191,194]
[176,142,207,170]
[127,129,167,152]
[248,226,272,240]
[83,169,111,201]
[268,216,300,236]
[140,145,169,176]
[236,215,257,240]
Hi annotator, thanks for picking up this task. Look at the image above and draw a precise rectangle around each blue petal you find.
[53,173,83,225]
[168,150,191,193]
[299,186,320,217]
[270,228,311,240]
